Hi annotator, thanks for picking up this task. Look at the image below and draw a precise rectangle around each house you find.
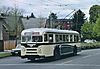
[0,14,24,50]
[46,19,73,30]
[4,15,24,40]
[22,17,47,29]
[0,15,9,51]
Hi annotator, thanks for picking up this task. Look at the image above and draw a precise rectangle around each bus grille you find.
[26,48,38,55]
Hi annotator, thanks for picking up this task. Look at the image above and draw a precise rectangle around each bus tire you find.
[28,56,35,62]
[29,58,35,62]
[54,47,60,60]
[73,45,77,56]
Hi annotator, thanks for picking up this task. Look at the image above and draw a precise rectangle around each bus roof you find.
[21,28,79,35]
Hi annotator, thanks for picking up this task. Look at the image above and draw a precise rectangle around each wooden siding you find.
[4,40,16,50]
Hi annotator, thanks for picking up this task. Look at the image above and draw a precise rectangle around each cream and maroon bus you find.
[20,28,81,61]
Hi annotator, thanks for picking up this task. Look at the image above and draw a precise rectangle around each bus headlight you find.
[38,47,42,54]
[38,48,42,54]
[21,47,26,52]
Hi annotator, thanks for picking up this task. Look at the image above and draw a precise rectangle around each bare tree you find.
[38,15,47,28]
[0,6,25,16]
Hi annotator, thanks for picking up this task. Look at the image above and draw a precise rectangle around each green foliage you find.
[72,9,85,33]
[81,21,95,39]
[81,42,100,50]
[93,15,100,37]
[89,5,100,23]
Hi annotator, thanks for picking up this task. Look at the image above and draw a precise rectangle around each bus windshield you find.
[22,36,31,42]
[32,36,42,42]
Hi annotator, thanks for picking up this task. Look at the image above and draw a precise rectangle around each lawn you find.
[0,53,11,58]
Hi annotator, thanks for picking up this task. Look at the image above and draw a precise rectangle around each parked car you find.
[84,39,97,43]
[11,44,21,56]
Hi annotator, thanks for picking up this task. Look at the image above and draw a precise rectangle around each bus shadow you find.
[24,54,81,63]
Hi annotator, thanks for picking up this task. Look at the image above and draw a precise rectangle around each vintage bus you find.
[20,28,81,61]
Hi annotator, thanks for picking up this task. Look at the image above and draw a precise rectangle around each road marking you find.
[0,64,100,67]
[82,55,92,59]
[62,53,100,64]
[82,53,100,59]
[62,60,73,64]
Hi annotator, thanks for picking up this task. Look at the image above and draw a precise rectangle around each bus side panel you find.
[38,45,55,57]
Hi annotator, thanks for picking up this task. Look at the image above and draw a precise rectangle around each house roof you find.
[46,19,73,23]
[0,16,9,30]
[4,16,21,31]
[22,18,47,29]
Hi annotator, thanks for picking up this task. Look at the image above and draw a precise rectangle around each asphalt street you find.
[0,49,100,69]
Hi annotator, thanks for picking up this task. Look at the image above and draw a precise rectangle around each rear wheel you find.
[73,45,77,56]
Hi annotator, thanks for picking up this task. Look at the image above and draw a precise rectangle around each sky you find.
[0,0,100,19]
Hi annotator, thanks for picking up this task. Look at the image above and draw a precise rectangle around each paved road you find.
[0,49,100,69]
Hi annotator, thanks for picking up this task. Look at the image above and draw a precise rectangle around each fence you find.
[4,40,16,50]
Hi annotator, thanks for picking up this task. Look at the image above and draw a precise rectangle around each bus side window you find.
[66,35,69,42]
[59,35,63,42]
[70,35,73,42]
[44,34,47,41]
[77,35,79,42]
[49,34,53,42]
[74,35,79,42]
[74,35,77,42]
[55,35,59,42]
[63,35,66,42]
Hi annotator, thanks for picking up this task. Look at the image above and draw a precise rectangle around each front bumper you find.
[11,50,21,56]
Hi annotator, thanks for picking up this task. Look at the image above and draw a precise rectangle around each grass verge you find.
[0,53,11,58]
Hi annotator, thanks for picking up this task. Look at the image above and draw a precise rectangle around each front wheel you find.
[28,56,35,62]
[54,47,61,60]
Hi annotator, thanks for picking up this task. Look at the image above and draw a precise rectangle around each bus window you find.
[22,36,26,42]
[49,34,53,42]
[32,36,42,42]
[66,35,69,42]
[76,35,80,42]
[44,34,47,41]
[74,35,77,42]
[59,35,63,42]
[55,35,59,42]
[63,35,66,42]
[70,35,73,42]
[22,36,31,42]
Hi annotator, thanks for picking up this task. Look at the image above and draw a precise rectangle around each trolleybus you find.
[20,28,81,61]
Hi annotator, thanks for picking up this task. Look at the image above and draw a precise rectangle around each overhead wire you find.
[9,0,89,18]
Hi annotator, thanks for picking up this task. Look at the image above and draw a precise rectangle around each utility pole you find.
[50,15,53,28]
[76,12,78,32]
[14,0,17,46]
